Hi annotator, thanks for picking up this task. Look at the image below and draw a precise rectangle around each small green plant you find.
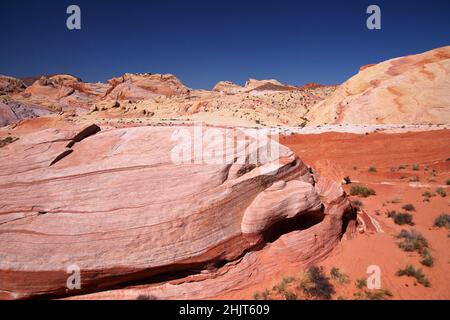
[412,164,420,171]
[433,214,450,229]
[436,187,447,198]
[354,289,393,300]
[274,276,295,294]
[396,229,428,253]
[282,290,298,300]
[355,279,367,290]
[422,191,435,202]
[388,211,414,226]
[350,185,376,198]
[387,197,402,204]
[299,266,335,300]
[396,265,430,287]
[253,292,261,300]
[420,249,434,267]
[446,179,450,186]
[330,267,350,284]
[402,204,416,212]
[368,167,377,173]
[261,289,270,300]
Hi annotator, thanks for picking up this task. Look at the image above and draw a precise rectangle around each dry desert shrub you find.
[350,185,376,198]
[330,267,350,284]
[436,187,447,198]
[434,214,450,229]
[388,211,414,226]
[396,229,428,253]
[298,266,335,300]
[396,265,430,287]
[402,204,416,212]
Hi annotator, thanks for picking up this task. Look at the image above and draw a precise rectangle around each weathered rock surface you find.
[307,46,450,125]
[0,125,350,299]
[13,74,110,112]
[105,73,190,101]
[0,98,53,126]
[0,75,26,95]
[212,81,243,94]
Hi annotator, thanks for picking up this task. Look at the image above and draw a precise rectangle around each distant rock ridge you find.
[307,46,450,125]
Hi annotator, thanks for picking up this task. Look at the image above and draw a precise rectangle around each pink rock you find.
[0,126,350,300]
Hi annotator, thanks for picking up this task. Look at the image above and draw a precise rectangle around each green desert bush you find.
[396,229,428,253]
[388,211,414,226]
[396,265,430,287]
[299,266,335,300]
[354,289,393,300]
[420,249,434,267]
[330,267,350,284]
[368,167,377,173]
[436,187,447,198]
[282,290,298,300]
[253,289,271,300]
[402,204,416,212]
[412,164,420,171]
[355,279,367,290]
[433,214,450,229]
[350,185,376,198]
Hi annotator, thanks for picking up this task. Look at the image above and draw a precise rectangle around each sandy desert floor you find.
[277,129,450,300]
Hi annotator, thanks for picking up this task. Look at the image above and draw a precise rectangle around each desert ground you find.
[0,46,449,300]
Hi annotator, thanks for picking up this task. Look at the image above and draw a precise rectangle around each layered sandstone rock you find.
[212,81,243,94]
[105,73,190,101]
[12,74,110,112]
[307,46,450,125]
[0,75,26,95]
[0,124,350,299]
[0,97,53,126]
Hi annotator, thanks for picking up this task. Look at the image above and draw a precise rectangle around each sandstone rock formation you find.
[212,81,243,94]
[307,46,450,125]
[105,73,190,101]
[0,75,26,95]
[0,124,351,299]
[5,74,109,115]
[0,97,53,127]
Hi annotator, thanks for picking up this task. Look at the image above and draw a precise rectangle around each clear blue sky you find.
[1,0,449,89]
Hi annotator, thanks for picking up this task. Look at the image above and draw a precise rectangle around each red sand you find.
[280,130,450,300]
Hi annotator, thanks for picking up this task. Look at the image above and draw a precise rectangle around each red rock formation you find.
[14,74,110,112]
[0,125,351,299]
[105,73,190,101]
[0,75,26,94]
[212,81,243,94]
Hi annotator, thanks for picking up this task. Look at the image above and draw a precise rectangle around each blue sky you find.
[1,0,449,89]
